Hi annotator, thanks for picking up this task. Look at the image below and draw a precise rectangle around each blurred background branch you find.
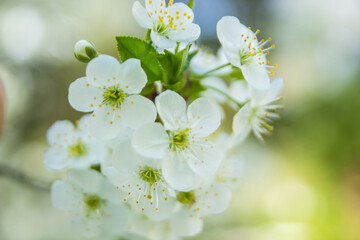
[0,163,50,192]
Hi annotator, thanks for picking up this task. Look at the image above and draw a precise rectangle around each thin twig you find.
[0,163,51,192]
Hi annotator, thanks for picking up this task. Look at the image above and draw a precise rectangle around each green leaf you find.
[187,0,195,9]
[154,43,193,87]
[116,36,164,83]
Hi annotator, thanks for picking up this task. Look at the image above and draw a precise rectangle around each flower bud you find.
[74,40,98,63]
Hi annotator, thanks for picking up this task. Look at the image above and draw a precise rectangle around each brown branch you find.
[0,163,51,192]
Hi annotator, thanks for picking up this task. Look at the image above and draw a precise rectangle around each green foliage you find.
[186,0,195,9]
[116,36,164,83]
[116,36,196,91]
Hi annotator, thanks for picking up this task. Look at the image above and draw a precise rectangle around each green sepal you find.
[74,52,90,63]
[145,29,151,42]
[85,46,98,59]
[186,0,195,9]
[116,36,164,83]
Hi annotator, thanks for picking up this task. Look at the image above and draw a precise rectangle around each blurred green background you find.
[0,0,359,239]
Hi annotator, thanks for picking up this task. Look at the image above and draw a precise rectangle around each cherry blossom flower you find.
[103,138,176,221]
[132,90,221,191]
[217,16,278,90]
[132,0,201,49]
[44,115,108,170]
[51,169,130,238]
[68,55,157,140]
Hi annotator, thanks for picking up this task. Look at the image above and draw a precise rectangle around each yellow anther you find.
[187,15,191,19]
[256,29,260,33]
[184,13,188,16]
[176,16,180,19]
[268,37,272,41]
[270,71,274,75]
[274,64,278,68]
[271,45,275,48]
[248,26,251,29]
[149,0,152,3]
[176,11,179,15]
[86,83,90,87]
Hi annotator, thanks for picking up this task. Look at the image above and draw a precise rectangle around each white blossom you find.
[190,47,231,76]
[233,77,284,141]
[44,115,108,170]
[132,90,221,191]
[68,55,157,140]
[103,138,176,221]
[132,0,201,49]
[51,169,130,238]
[217,16,278,90]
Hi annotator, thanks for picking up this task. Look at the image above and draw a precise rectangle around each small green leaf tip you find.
[74,40,98,63]
[187,0,195,9]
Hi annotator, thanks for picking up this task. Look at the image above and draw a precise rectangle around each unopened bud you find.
[74,40,98,63]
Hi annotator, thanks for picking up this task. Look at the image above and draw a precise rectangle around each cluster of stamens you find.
[68,139,88,158]
[81,193,106,217]
[148,0,191,37]
[117,165,168,212]
[169,128,191,151]
[102,86,126,108]
[240,27,278,75]
[252,97,284,141]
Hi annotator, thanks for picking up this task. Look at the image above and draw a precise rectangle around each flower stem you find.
[199,63,231,78]
[203,85,246,108]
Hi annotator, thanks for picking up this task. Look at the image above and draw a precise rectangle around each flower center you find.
[169,129,190,151]
[177,191,196,208]
[103,86,126,107]
[138,166,163,199]
[68,140,88,158]
[82,193,105,214]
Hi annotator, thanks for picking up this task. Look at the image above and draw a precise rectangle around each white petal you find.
[166,3,194,25]
[51,180,81,211]
[187,97,221,137]
[185,139,222,176]
[251,77,283,106]
[217,16,243,48]
[169,23,200,42]
[69,209,102,238]
[143,196,176,222]
[230,80,250,103]
[44,146,68,170]
[119,58,148,94]
[100,204,130,235]
[68,77,103,112]
[155,90,186,131]
[241,65,270,90]
[46,120,75,145]
[86,55,121,87]
[104,139,140,185]
[232,103,252,137]
[88,106,122,140]
[162,152,201,191]
[151,31,177,49]
[132,1,152,29]
[202,183,232,214]
[146,0,166,14]
[132,123,169,158]
[68,169,106,194]
[170,209,203,237]
[121,95,157,129]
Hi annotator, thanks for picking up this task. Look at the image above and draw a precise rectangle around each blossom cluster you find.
[44,0,283,239]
